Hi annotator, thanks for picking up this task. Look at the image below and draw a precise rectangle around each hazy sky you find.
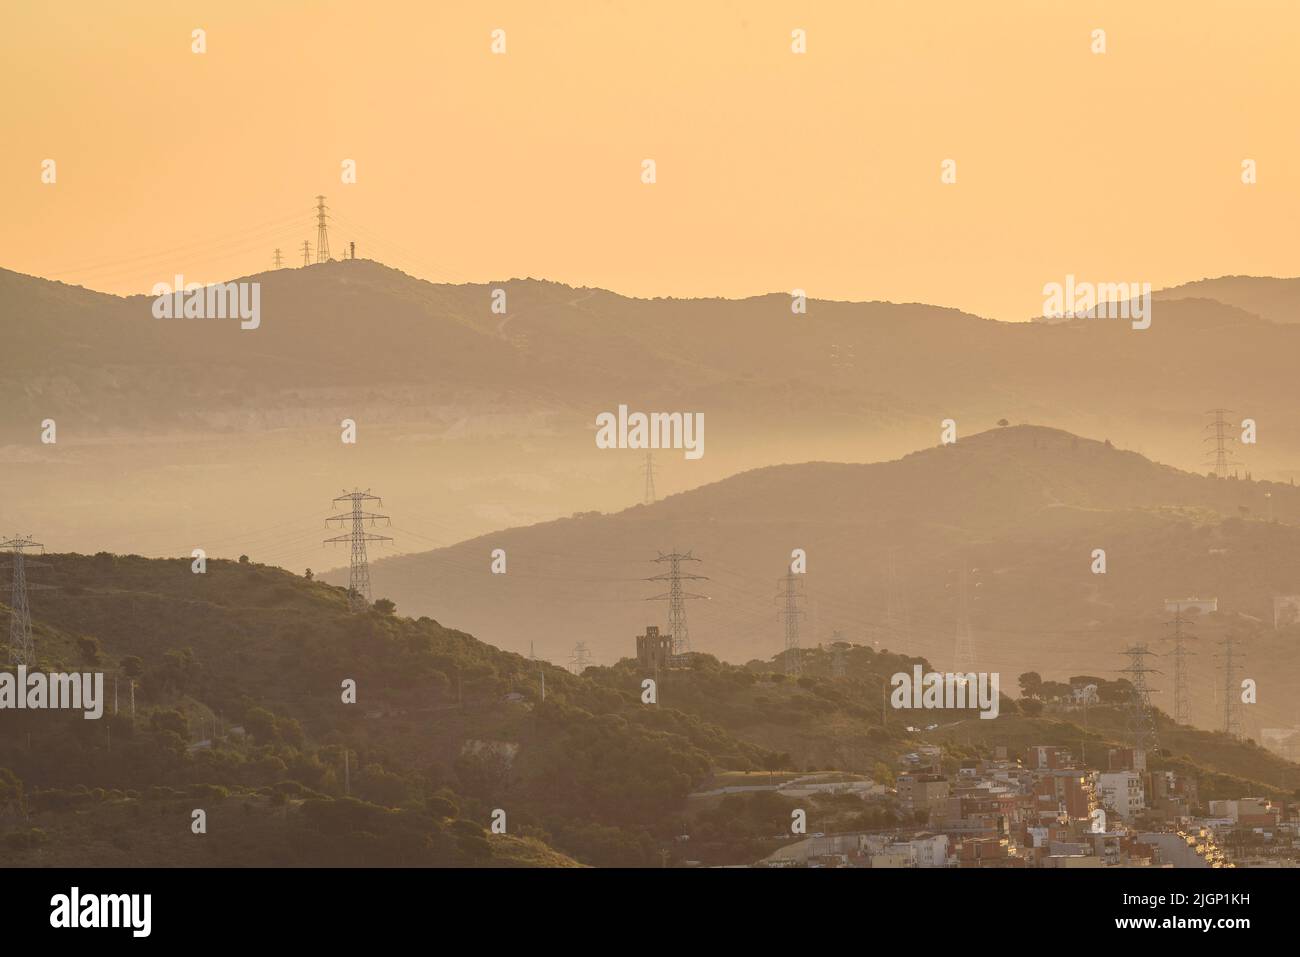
[3,0,1297,319]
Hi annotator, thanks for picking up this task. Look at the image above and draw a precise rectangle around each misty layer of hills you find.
[4,261,1300,476]
[341,425,1300,742]
[3,262,1300,745]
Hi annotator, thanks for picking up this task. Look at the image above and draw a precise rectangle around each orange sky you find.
[3,0,1297,319]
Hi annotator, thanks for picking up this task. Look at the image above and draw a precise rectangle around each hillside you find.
[5,264,1300,578]
[343,425,1300,740]
[3,552,1298,867]
[5,552,1299,866]
[1155,276,1300,326]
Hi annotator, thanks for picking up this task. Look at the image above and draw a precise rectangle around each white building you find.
[1097,771,1145,821]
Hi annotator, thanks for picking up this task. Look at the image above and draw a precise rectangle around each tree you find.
[239,554,250,564]
[373,597,397,615]
[997,418,1009,427]
[304,568,314,581]
[76,635,102,665]
[244,706,278,743]
[1018,672,1043,698]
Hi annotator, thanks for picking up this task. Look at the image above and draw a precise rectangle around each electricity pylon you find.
[645,550,708,657]
[273,248,284,269]
[775,571,806,676]
[2,536,45,666]
[1204,408,1237,478]
[315,195,331,263]
[1119,643,1161,754]
[324,490,392,612]
[302,240,312,266]
[1161,609,1197,725]
[1217,636,1244,739]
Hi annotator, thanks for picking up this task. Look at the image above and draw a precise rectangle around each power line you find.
[324,489,392,612]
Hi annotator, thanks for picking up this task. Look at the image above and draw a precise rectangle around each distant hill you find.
[1154,276,1300,325]
[344,425,1300,739]
[4,263,1300,571]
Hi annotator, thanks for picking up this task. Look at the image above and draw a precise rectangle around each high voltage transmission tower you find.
[776,571,806,676]
[315,195,331,263]
[645,550,708,657]
[568,642,592,675]
[324,490,392,612]
[3,536,46,666]
[643,451,657,505]
[273,248,284,269]
[1119,643,1161,754]
[1217,636,1244,739]
[301,240,312,266]
[1161,609,1198,725]
[1204,408,1237,478]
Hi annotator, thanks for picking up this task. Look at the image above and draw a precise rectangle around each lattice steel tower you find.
[1204,408,1236,478]
[3,536,44,666]
[1161,609,1197,725]
[324,490,392,612]
[1217,636,1244,739]
[646,550,708,656]
[315,195,331,263]
[776,571,806,676]
[1119,643,1161,753]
